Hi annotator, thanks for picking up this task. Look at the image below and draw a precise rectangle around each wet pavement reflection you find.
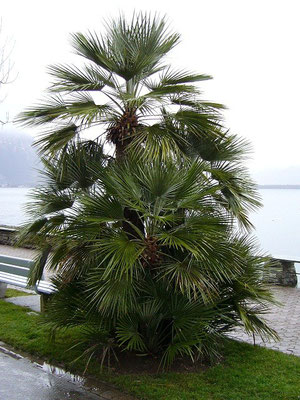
[0,343,134,399]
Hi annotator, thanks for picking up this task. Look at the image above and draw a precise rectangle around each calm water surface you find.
[0,187,31,226]
[252,189,300,259]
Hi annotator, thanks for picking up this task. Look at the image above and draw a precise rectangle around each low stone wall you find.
[0,227,17,246]
[0,226,34,249]
[266,258,298,287]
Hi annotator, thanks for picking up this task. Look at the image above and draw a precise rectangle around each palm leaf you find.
[48,63,116,92]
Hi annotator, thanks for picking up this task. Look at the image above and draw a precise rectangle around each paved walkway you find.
[230,286,300,356]
[5,295,41,312]
[0,244,37,259]
[0,343,134,400]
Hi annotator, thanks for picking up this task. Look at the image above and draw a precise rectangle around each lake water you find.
[1,187,300,261]
[251,189,300,259]
[0,187,32,227]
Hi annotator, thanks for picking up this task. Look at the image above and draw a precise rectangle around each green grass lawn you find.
[5,288,34,298]
[0,299,299,400]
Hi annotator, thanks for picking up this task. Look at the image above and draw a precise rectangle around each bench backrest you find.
[0,253,54,295]
[0,254,34,278]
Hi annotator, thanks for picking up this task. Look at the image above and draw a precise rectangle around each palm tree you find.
[18,13,259,228]
[16,13,275,368]
[19,154,276,368]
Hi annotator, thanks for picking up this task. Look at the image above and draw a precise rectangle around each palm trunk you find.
[112,111,145,239]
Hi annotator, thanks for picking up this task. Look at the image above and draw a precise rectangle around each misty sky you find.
[1,0,300,181]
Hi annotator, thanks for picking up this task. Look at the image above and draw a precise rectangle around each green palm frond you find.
[25,187,74,218]
[173,109,222,134]
[160,68,212,85]
[92,230,145,279]
[129,123,188,161]
[80,192,123,223]
[116,314,148,352]
[48,63,116,92]
[158,255,219,301]
[87,272,140,317]
[72,13,179,81]
[209,161,261,229]
[144,83,199,98]
[34,124,78,155]
[17,93,113,128]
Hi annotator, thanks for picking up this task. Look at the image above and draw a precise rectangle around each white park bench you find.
[0,254,55,310]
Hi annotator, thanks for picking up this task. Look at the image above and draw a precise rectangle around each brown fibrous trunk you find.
[106,109,145,238]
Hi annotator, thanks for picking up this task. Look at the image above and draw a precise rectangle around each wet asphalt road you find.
[0,349,101,400]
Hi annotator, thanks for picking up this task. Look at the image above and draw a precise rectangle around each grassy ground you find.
[5,288,33,298]
[0,299,299,400]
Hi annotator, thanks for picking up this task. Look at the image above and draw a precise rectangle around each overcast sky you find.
[1,0,300,181]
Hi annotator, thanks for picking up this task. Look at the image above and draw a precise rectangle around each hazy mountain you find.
[0,129,40,187]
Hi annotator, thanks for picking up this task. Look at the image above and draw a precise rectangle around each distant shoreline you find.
[258,185,300,189]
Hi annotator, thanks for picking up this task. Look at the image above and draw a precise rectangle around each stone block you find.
[0,282,7,298]
[265,259,297,287]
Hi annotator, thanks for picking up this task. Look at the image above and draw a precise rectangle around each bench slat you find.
[0,272,55,294]
[0,262,30,277]
[37,282,53,288]
[36,284,55,294]
[0,272,28,288]
[0,255,33,268]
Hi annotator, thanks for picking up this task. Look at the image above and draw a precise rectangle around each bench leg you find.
[0,283,7,298]
[40,293,52,312]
